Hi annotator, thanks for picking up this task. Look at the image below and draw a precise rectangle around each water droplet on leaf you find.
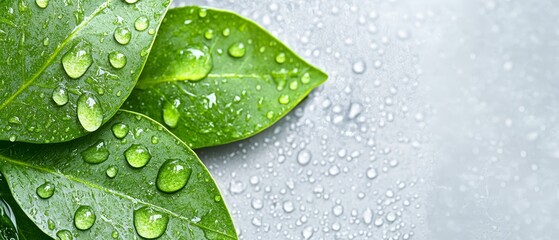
[36,182,55,199]
[111,123,129,139]
[62,40,93,79]
[77,93,103,132]
[81,140,109,164]
[163,100,180,128]
[156,159,192,193]
[52,86,69,106]
[133,207,169,239]
[114,27,131,45]
[56,230,73,240]
[278,94,290,105]
[228,42,246,58]
[134,16,149,31]
[74,206,96,231]
[109,51,127,69]
[275,52,286,63]
[35,0,48,9]
[173,45,212,81]
[125,144,152,168]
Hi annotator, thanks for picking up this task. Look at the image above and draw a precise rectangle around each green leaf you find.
[1,174,51,239]
[124,6,328,149]
[0,110,236,239]
[0,0,172,143]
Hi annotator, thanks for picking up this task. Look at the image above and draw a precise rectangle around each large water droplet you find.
[134,16,149,31]
[125,144,151,168]
[74,206,96,231]
[228,42,246,58]
[108,51,127,69]
[77,93,103,132]
[56,230,73,240]
[52,86,69,106]
[114,27,131,45]
[62,40,93,79]
[36,182,55,199]
[81,140,109,164]
[156,159,192,193]
[111,123,129,139]
[163,100,180,128]
[35,0,48,9]
[173,45,212,81]
[133,207,169,239]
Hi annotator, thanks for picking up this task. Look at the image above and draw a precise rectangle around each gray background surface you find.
[176,0,559,239]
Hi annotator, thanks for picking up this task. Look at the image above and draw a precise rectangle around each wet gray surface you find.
[176,0,559,239]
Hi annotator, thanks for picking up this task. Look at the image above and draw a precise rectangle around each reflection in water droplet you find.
[173,45,212,81]
[111,123,129,139]
[228,42,246,58]
[81,140,110,164]
[77,93,103,132]
[134,16,149,31]
[156,159,192,193]
[74,206,96,231]
[133,207,169,239]
[36,182,55,199]
[109,51,127,69]
[62,40,93,79]
[56,230,73,240]
[278,94,290,105]
[106,165,118,179]
[35,0,48,9]
[52,86,69,106]
[275,52,286,63]
[114,27,131,45]
[125,144,152,168]
[163,100,180,128]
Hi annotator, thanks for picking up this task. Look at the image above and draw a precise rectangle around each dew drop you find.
[106,165,118,179]
[173,45,212,81]
[134,16,149,31]
[297,149,312,166]
[62,40,93,79]
[301,73,311,84]
[111,123,129,139]
[56,230,73,240]
[74,206,96,231]
[108,51,127,69]
[266,111,275,120]
[352,60,366,74]
[228,42,246,58]
[282,201,295,213]
[77,93,103,132]
[289,81,299,90]
[163,100,180,128]
[366,167,378,179]
[81,140,109,164]
[133,207,169,239]
[198,8,207,18]
[52,86,69,106]
[125,144,152,168]
[35,0,48,9]
[222,28,230,36]
[275,52,286,63]
[36,182,55,199]
[156,159,192,193]
[278,94,290,105]
[204,29,214,40]
[114,27,131,45]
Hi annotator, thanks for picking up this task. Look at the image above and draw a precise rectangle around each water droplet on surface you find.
[36,182,55,199]
[109,51,127,69]
[297,149,312,166]
[111,123,129,139]
[228,42,246,58]
[77,93,103,132]
[174,45,212,81]
[363,208,373,224]
[302,226,313,240]
[204,29,214,40]
[198,8,207,18]
[81,140,109,164]
[163,100,180,128]
[289,81,299,90]
[222,28,230,36]
[52,86,69,106]
[352,60,366,74]
[386,212,397,222]
[125,144,152,168]
[301,73,311,84]
[74,206,96,231]
[282,201,295,213]
[266,111,275,120]
[134,16,149,31]
[114,27,131,45]
[275,52,286,63]
[35,0,48,9]
[156,159,192,193]
[366,168,378,179]
[124,0,139,3]
[56,230,73,240]
[278,94,290,105]
[133,206,169,239]
[106,165,118,179]
[62,40,93,79]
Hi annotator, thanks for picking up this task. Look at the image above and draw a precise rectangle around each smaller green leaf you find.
[124,6,328,149]
[0,110,236,239]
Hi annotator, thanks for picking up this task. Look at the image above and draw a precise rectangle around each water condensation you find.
[177,0,559,239]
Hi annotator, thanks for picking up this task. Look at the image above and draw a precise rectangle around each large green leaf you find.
[124,6,328,149]
[0,110,236,239]
[0,0,171,143]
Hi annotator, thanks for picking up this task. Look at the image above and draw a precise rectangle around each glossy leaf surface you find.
[124,6,328,148]
[0,110,236,239]
[0,0,171,143]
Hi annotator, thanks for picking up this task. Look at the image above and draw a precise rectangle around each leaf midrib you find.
[0,153,236,239]
[0,1,111,111]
